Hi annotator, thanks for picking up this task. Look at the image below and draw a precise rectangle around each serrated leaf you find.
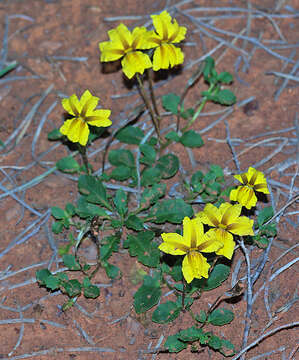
[62,254,81,270]
[150,199,194,224]
[63,279,82,297]
[113,188,128,217]
[116,125,144,145]
[56,156,80,173]
[165,131,180,142]
[196,310,207,323]
[220,338,236,356]
[140,183,166,210]
[208,308,234,326]
[82,277,91,288]
[164,334,187,353]
[217,71,233,84]
[48,128,63,140]
[197,264,230,291]
[178,326,204,342]
[110,165,132,181]
[214,89,236,105]
[127,231,160,267]
[141,167,162,187]
[84,285,100,298]
[156,154,179,179]
[125,215,144,231]
[36,269,51,285]
[208,335,222,350]
[51,206,66,220]
[152,301,181,324]
[133,275,161,313]
[162,93,180,114]
[75,196,108,219]
[101,234,121,261]
[181,107,195,119]
[78,175,111,210]
[257,206,273,226]
[108,149,135,168]
[179,130,204,148]
[45,275,61,290]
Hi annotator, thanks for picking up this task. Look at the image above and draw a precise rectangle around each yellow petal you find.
[182,252,210,283]
[131,26,149,49]
[197,203,221,227]
[60,117,89,145]
[152,44,184,71]
[99,40,125,62]
[121,51,152,79]
[86,109,112,128]
[220,202,242,226]
[168,19,187,43]
[79,90,99,116]
[183,217,204,249]
[59,118,74,135]
[62,94,80,116]
[213,229,236,260]
[141,30,161,49]
[198,231,223,253]
[159,233,188,255]
[226,216,254,236]
[151,11,172,41]
[230,186,257,209]
[108,23,132,48]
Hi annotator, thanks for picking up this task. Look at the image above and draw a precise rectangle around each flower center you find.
[218,223,227,230]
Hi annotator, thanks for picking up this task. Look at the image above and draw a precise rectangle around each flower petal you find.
[182,252,210,283]
[226,216,254,236]
[131,26,149,49]
[151,11,172,40]
[62,94,80,116]
[197,203,221,227]
[121,51,152,79]
[198,231,223,253]
[152,44,184,71]
[99,40,125,62]
[86,109,112,127]
[230,186,257,209]
[213,229,236,260]
[159,233,188,255]
[220,202,242,226]
[80,90,99,117]
[60,117,89,145]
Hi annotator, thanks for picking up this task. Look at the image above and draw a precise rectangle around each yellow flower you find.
[99,24,152,79]
[159,217,222,283]
[60,90,112,146]
[197,202,254,260]
[230,167,270,209]
[142,10,187,71]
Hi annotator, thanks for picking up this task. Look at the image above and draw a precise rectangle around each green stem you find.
[147,68,160,119]
[136,73,162,143]
[79,145,91,174]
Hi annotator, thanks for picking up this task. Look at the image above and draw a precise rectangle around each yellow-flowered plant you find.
[159,216,222,283]
[142,10,187,71]
[196,202,254,260]
[99,24,152,79]
[60,90,112,146]
[230,167,270,209]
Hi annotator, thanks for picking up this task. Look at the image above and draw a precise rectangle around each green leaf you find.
[217,71,233,84]
[55,273,68,282]
[127,231,160,267]
[165,131,180,142]
[208,335,222,350]
[164,334,187,353]
[220,338,236,356]
[62,254,81,271]
[56,156,80,173]
[108,149,135,168]
[133,275,161,313]
[210,164,224,179]
[203,56,215,82]
[156,154,179,179]
[198,264,230,291]
[150,199,194,224]
[100,234,121,261]
[51,206,66,220]
[36,269,51,285]
[195,310,207,323]
[125,215,144,231]
[140,183,166,210]
[63,279,82,297]
[178,326,204,342]
[110,165,132,181]
[141,167,161,187]
[48,128,63,140]
[84,285,100,298]
[103,262,121,279]
[44,275,61,290]
[75,196,108,219]
[214,89,236,105]
[65,203,76,216]
[140,143,156,166]
[0,61,18,77]
[152,301,181,324]
[115,125,144,145]
[257,206,273,226]
[162,93,180,114]
[82,277,91,288]
[179,130,204,148]
[191,170,204,192]
[113,189,128,217]
[208,308,234,326]
[52,221,64,234]
[78,175,111,210]
[181,108,195,119]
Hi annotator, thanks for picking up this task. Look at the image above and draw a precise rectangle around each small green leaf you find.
[52,221,64,234]
[150,199,194,224]
[113,189,128,217]
[51,206,66,220]
[100,234,121,261]
[133,275,161,313]
[178,326,204,342]
[110,166,132,181]
[196,310,207,323]
[75,196,108,219]
[197,264,230,291]
[62,254,81,271]
[103,262,121,279]
[165,131,180,142]
[65,203,76,216]
[48,128,63,140]
[156,154,179,179]
[152,301,181,323]
[116,125,144,145]
[45,275,61,290]
[127,231,160,267]
[208,335,222,350]
[82,277,91,288]
[217,71,233,84]
[125,215,144,231]
[140,143,156,165]
[56,156,80,173]
[141,167,161,187]
[208,308,234,326]
[203,56,215,82]
[181,108,195,119]
[162,93,180,114]
[179,130,204,148]
[78,175,111,210]
[140,183,166,210]
[191,170,204,192]
[164,334,187,353]
[108,149,135,168]
[214,89,236,105]
[257,206,273,226]
[84,285,100,298]
[36,269,51,285]
[220,338,236,356]
[63,279,82,297]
